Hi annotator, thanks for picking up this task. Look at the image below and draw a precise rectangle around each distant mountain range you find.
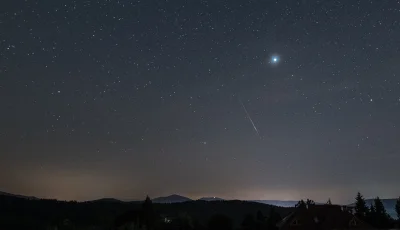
[150,195,308,207]
[1,191,397,218]
[0,192,291,229]
[251,200,300,207]
[0,191,38,200]
[151,195,225,203]
[152,194,192,203]
[198,197,225,201]
[88,198,124,203]
[101,195,400,218]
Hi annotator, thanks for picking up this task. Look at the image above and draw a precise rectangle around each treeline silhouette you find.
[114,196,285,230]
[0,193,399,230]
[0,194,291,230]
[294,193,400,229]
[352,192,399,229]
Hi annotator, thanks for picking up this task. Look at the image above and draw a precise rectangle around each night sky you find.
[1,0,400,203]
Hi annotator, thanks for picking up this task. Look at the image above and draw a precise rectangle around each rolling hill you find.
[0,192,291,229]
[252,200,300,207]
[152,194,192,203]
[198,197,224,201]
[0,191,38,200]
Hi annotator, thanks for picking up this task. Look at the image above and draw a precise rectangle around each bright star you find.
[270,55,280,64]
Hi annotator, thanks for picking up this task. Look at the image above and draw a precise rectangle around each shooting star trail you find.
[239,99,260,138]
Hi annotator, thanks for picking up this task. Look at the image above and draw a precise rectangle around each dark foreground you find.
[0,194,290,230]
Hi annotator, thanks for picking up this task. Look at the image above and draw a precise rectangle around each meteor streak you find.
[239,99,260,138]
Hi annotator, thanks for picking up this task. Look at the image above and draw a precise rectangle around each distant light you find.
[271,55,280,64]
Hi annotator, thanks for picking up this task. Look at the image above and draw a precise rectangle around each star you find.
[270,55,280,64]
[1,0,398,206]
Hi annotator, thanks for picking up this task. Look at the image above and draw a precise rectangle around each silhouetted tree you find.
[396,197,400,220]
[142,196,156,230]
[373,197,391,228]
[355,192,369,220]
[306,199,315,205]
[295,200,306,209]
[367,203,376,226]
[370,203,376,214]
[208,214,233,230]
[374,197,386,216]
[0,194,291,230]
[326,198,332,205]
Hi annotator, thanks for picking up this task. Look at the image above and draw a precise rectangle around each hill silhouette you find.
[0,191,38,200]
[198,197,224,201]
[251,200,300,207]
[0,193,291,229]
[90,198,124,203]
[152,194,193,203]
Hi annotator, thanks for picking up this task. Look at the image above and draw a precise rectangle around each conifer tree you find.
[354,192,369,220]
[396,197,400,220]
[142,196,156,230]
[373,196,391,228]
[306,199,315,205]
[295,200,306,209]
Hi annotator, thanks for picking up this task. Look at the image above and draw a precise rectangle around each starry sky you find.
[1,0,400,204]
